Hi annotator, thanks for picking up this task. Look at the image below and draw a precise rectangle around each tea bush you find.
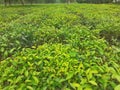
[0,4,120,90]
[0,44,120,90]
[100,23,120,46]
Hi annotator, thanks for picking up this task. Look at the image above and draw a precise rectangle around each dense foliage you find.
[0,4,120,90]
[76,0,113,3]
[1,0,120,5]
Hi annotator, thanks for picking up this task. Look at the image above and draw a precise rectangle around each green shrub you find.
[0,44,120,90]
[100,24,120,46]
[0,4,120,90]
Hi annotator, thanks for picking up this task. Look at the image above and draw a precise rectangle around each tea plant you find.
[0,44,120,90]
[0,4,120,90]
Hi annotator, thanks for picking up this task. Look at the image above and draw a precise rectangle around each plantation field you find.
[0,4,120,90]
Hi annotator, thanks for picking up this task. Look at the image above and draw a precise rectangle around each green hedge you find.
[0,4,120,90]
[0,44,120,90]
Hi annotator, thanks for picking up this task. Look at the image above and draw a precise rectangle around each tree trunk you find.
[4,0,7,6]
[66,0,70,4]
[30,0,33,5]
[8,0,11,6]
[20,0,24,5]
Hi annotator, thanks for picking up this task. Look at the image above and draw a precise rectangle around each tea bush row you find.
[0,4,120,90]
[0,43,120,90]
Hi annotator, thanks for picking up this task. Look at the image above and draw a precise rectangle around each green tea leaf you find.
[1,47,4,52]
[32,76,39,85]
[115,85,120,90]
[89,81,97,86]
[25,70,29,77]
[27,86,34,90]
[70,82,80,89]
[66,72,74,80]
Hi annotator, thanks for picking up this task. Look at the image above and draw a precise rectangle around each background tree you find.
[1,0,120,6]
[76,0,113,3]
[20,0,24,5]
